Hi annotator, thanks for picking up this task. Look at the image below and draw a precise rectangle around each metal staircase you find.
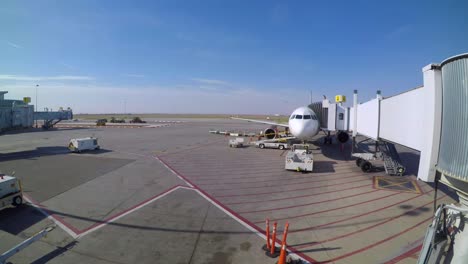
[42,118,63,129]
[381,142,406,176]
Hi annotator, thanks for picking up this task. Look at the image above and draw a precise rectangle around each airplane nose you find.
[290,123,306,138]
[296,125,306,138]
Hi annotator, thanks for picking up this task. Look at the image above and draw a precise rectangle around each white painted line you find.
[193,189,263,236]
[76,186,182,239]
[156,157,311,263]
[178,186,196,190]
[23,195,79,239]
[192,189,309,263]
[155,157,194,188]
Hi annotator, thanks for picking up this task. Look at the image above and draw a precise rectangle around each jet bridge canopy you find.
[379,87,426,151]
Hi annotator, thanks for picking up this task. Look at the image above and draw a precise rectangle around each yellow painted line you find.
[374,176,421,194]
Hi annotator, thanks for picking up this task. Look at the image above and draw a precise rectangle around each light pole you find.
[35,84,39,128]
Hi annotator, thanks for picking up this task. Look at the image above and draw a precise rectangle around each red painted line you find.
[180,165,359,179]
[193,169,360,182]
[171,159,356,170]
[194,179,319,264]
[158,139,225,157]
[294,195,445,249]
[199,173,363,188]
[253,192,401,224]
[79,185,183,233]
[239,189,380,214]
[23,194,82,234]
[204,174,363,191]
[181,170,287,180]
[318,216,433,263]
[215,178,370,198]
[158,157,198,187]
[157,156,318,263]
[288,189,434,233]
[224,183,372,205]
[385,244,423,263]
[178,158,356,167]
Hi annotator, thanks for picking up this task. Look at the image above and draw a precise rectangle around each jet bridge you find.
[310,99,350,144]
[346,63,441,181]
[316,60,442,180]
[313,53,468,262]
[34,108,74,129]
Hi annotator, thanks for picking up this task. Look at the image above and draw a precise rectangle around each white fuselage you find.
[288,106,320,140]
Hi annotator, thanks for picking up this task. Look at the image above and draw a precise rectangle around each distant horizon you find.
[74,112,287,116]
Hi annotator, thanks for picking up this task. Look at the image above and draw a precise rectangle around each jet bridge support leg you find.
[324,131,332,145]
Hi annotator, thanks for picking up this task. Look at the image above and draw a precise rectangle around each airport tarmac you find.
[0,118,457,263]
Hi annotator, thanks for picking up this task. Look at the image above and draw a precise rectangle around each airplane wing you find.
[230,117,289,128]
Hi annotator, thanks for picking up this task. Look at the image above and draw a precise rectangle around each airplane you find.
[232,105,349,144]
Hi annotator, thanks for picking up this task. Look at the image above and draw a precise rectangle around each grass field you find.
[75,113,289,123]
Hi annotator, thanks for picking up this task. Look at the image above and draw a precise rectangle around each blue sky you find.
[1,0,467,114]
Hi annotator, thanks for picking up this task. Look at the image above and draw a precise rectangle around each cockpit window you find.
[295,115,303,119]
[290,114,295,119]
[311,115,317,120]
[303,115,311,119]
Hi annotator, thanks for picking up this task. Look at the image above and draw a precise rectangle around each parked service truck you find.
[255,140,289,150]
[68,137,100,152]
[0,175,23,210]
[285,144,314,172]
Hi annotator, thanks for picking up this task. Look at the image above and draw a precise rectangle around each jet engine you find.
[264,127,278,139]
[337,131,350,143]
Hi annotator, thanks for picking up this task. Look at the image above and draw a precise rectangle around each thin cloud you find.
[2,83,299,115]
[6,41,22,49]
[59,62,75,69]
[385,25,413,40]
[191,78,229,85]
[123,74,145,78]
[0,75,94,81]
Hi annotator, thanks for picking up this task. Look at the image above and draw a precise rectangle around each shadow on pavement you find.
[31,241,79,264]
[0,146,112,162]
[0,204,46,235]
[44,207,255,235]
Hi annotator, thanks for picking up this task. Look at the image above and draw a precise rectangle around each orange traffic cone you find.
[266,222,280,258]
[276,244,287,264]
[262,219,271,251]
[276,222,290,264]
[281,222,289,246]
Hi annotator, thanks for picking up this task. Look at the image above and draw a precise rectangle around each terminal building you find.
[0,91,73,132]
[0,91,34,131]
